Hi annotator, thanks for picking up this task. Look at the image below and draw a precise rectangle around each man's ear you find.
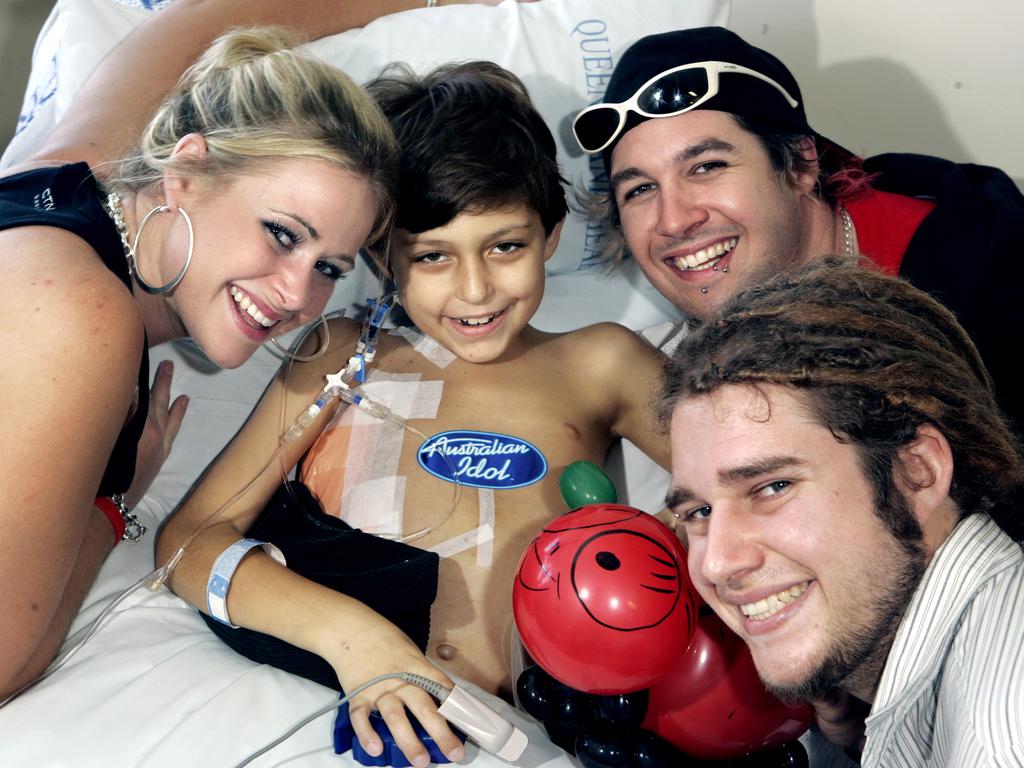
[542,219,564,262]
[162,133,209,201]
[896,423,956,534]
[792,135,820,196]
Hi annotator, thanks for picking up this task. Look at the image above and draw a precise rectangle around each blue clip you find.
[362,296,394,350]
[353,354,367,384]
[366,296,393,329]
[333,700,464,766]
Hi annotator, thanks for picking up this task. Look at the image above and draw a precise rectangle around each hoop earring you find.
[270,314,331,362]
[131,204,194,295]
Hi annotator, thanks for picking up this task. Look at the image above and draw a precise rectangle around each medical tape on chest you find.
[388,326,458,369]
[426,488,496,567]
[301,370,442,537]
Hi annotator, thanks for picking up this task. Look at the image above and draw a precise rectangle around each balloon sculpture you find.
[514,501,698,694]
[513,461,812,767]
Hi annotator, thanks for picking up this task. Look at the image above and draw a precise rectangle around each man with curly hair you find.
[661,259,1024,767]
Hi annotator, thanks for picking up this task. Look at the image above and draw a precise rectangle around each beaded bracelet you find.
[94,494,147,546]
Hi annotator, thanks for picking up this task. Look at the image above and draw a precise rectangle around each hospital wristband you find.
[206,538,287,627]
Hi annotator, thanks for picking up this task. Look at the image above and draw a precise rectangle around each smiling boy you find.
[157,61,669,767]
[661,259,1024,767]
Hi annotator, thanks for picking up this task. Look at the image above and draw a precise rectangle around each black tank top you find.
[0,162,149,496]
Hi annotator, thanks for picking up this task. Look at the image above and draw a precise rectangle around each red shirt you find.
[845,188,936,275]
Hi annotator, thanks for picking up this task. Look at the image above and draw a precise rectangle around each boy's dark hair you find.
[365,61,567,237]
[659,258,1024,541]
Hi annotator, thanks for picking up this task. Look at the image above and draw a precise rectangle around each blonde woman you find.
[0,0,461,700]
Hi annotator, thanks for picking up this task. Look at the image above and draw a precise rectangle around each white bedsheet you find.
[0,584,569,767]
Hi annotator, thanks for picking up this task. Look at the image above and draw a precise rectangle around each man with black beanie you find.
[574,26,1024,436]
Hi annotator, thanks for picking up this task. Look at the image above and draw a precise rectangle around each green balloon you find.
[559,460,618,509]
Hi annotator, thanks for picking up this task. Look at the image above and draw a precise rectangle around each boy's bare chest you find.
[300,339,613,543]
[375,336,612,459]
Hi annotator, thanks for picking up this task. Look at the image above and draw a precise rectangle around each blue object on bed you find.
[334,701,466,766]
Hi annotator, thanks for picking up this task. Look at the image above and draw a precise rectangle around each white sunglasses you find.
[573,60,800,154]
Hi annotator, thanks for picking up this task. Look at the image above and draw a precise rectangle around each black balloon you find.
[517,665,687,764]
[592,689,650,730]
[544,717,583,756]
[516,665,556,721]
[576,732,633,768]
[546,682,596,756]
[551,688,594,730]
[549,676,593,702]
[727,740,810,768]
[632,728,700,768]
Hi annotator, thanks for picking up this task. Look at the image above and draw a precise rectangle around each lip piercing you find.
[701,287,709,294]
[722,267,729,273]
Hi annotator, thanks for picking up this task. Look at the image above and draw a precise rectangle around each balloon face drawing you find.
[513,504,699,694]
[572,528,683,630]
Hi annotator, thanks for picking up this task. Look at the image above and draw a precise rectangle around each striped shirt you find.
[862,513,1024,767]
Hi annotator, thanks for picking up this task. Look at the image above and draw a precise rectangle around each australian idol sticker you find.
[418,430,548,490]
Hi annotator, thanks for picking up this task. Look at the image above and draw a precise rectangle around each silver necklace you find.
[840,206,856,256]
[103,192,139,276]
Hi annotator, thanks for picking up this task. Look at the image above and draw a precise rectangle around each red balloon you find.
[513,503,699,694]
[642,611,813,761]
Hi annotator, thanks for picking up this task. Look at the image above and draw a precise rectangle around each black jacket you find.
[866,153,1024,436]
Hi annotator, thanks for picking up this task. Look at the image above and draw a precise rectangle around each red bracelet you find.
[95,494,146,545]
[95,496,126,546]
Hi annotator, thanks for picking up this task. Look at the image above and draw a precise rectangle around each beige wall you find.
[3,1,1023,189]
[0,0,56,152]
[730,0,1024,189]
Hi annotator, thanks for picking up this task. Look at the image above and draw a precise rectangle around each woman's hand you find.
[327,612,465,768]
[125,360,189,509]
